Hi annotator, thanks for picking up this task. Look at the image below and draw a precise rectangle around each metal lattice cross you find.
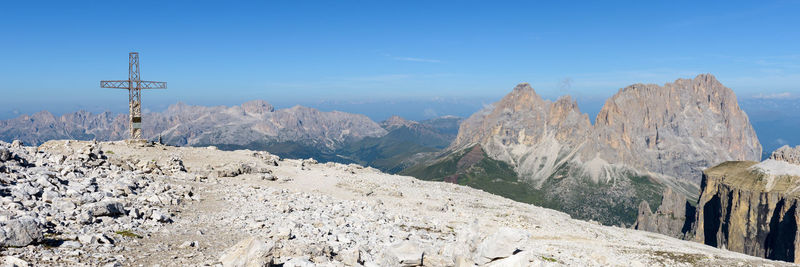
[101,52,167,140]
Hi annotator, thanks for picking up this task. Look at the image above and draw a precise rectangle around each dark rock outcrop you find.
[633,187,696,239]
[693,160,800,263]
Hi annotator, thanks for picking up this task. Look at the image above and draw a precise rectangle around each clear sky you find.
[1,0,798,119]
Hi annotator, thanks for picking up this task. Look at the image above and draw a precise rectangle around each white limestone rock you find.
[219,237,274,267]
[0,217,43,247]
[474,227,530,265]
[388,240,424,266]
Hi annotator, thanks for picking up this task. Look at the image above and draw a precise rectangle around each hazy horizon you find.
[1,0,798,155]
[2,1,798,120]
[2,83,796,158]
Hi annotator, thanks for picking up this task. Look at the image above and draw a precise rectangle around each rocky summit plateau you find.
[0,139,790,266]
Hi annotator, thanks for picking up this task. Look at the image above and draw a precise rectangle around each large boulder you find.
[474,227,530,265]
[0,217,43,247]
[1,256,29,267]
[0,147,11,162]
[219,237,274,267]
[86,200,125,217]
[388,240,424,266]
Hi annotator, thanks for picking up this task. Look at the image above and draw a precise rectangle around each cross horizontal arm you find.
[100,80,168,89]
[100,80,129,88]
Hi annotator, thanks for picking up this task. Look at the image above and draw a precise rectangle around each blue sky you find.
[0,0,799,119]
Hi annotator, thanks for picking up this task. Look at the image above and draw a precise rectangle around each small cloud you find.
[423,108,438,118]
[777,138,788,145]
[392,57,441,63]
[558,77,573,92]
[345,74,411,82]
[752,92,795,100]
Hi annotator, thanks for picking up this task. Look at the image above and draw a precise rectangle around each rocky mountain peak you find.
[512,82,533,91]
[241,100,275,115]
[769,145,800,165]
[502,83,541,105]
[587,74,761,182]
[380,115,418,130]
[436,75,761,226]
[695,72,719,82]
[30,110,57,122]
[551,95,582,115]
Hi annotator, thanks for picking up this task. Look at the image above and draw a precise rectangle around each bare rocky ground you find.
[0,140,792,266]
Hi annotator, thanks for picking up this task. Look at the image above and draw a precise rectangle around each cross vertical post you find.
[129,52,142,139]
[101,52,167,140]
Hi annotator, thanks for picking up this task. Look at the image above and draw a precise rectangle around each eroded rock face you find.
[240,100,275,115]
[694,160,800,263]
[451,74,761,185]
[586,74,761,183]
[633,187,696,239]
[771,145,800,165]
[439,74,760,225]
[452,83,591,181]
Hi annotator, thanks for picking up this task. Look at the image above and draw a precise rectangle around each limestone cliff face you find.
[771,145,800,165]
[694,159,800,263]
[633,187,696,239]
[585,74,762,183]
[439,74,762,225]
[450,74,761,186]
[451,83,592,181]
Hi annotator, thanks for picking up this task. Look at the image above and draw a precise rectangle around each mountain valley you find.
[2,74,798,264]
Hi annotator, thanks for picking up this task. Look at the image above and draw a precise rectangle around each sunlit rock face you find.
[586,73,762,183]
[693,156,800,263]
[439,74,761,225]
[451,74,761,185]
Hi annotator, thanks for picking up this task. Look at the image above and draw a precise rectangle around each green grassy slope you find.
[201,124,454,173]
[402,145,665,226]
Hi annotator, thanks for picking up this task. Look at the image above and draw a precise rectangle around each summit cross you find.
[100,52,167,140]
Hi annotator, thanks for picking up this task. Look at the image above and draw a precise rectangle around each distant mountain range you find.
[0,74,782,227]
[0,100,462,173]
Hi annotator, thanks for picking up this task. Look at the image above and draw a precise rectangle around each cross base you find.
[125,139,153,147]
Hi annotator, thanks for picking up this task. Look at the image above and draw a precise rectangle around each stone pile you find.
[212,184,539,266]
[0,140,194,266]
